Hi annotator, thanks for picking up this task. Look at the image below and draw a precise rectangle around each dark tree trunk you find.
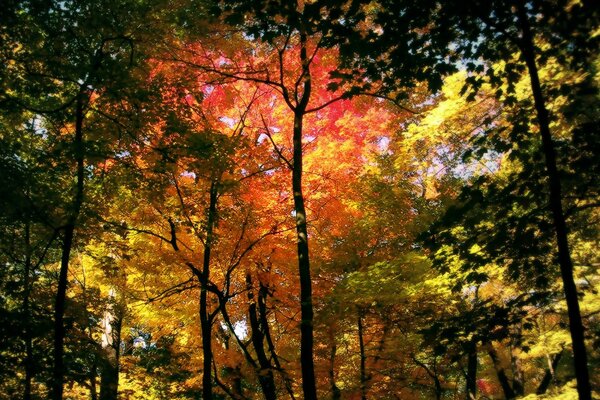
[246,274,277,400]
[516,4,592,399]
[358,313,367,400]
[465,341,477,400]
[200,180,218,400]
[486,342,516,399]
[52,90,85,400]
[329,338,341,400]
[258,281,295,400]
[293,28,317,400]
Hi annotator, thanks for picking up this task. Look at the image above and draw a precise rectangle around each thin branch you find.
[146,277,199,303]
[260,113,293,170]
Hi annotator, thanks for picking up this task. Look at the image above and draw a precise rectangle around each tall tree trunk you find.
[200,180,218,400]
[293,27,317,400]
[52,90,85,400]
[358,312,367,400]
[246,274,277,400]
[100,289,121,400]
[465,341,477,400]
[516,4,592,399]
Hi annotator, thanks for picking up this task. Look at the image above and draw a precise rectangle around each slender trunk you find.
[516,4,591,399]
[486,342,516,399]
[536,349,563,395]
[200,180,218,400]
[52,90,85,400]
[465,341,477,400]
[90,356,98,400]
[412,356,443,400]
[246,274,277,400]
[328,335,341,400]
[259,281,295,400]
[357,313,367,400]
[82,278,97,400]
[293,27,317,400]
[100,290,121,400]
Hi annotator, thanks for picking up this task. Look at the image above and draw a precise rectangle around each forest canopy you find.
[0,0,598,399]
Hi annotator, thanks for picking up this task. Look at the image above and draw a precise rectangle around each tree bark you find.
[485,342,516,399]
[465,341,477,400]
[358,313,368,400]
[293,27,317,400]
[328,336,341,400]
[516,4,592,399]
[100,289,122,400]
[536,349,563,395]
[52,89,85,400]
[246,274,277,400]
[200,180,218,400]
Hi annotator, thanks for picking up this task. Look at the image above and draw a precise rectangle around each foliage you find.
[0,1,598,399]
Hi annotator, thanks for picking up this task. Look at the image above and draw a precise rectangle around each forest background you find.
[0,0,598,399]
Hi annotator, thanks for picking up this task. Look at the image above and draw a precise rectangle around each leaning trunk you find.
[246,274,277,400]
[52,89,85,400]
[516,4,591,399]
[536,349,563,395]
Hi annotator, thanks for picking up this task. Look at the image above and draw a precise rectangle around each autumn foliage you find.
[0,0,598,399]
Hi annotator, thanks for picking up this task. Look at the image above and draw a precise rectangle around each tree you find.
[337,1,598,397]
[1,0,169,396]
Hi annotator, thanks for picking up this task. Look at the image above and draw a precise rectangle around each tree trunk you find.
[52,90,85,400]
[246,274,277,400]
[329,337,341,400]
[358,312,367,400]
[259,281,295,400]
[293,27,317,400]
[485,342,516,399]
[536,349,563,395]
[465,341,477,400]
[100,289,121,400]
[516,4,592,399]
[200,180,218,400]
